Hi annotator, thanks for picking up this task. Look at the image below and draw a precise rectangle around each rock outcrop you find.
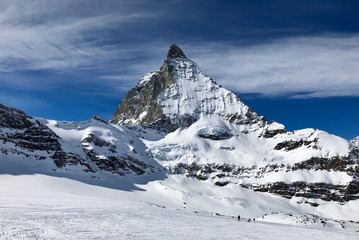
[0,103,159,176]
[167,43,187,60]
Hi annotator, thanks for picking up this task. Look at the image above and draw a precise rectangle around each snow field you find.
[0,174,359,239]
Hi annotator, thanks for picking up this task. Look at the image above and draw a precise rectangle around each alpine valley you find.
[1,44,359,239]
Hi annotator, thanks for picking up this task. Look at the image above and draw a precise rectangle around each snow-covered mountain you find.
[1,44,359,224]
[111,44,359,202]
[0,103,161,179]
[111,44,265,133]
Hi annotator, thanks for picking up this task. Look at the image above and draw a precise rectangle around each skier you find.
[237,215,240,221]
[248,218,251,222]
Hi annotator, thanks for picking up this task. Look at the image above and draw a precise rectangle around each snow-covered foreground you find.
[0,174,358,239]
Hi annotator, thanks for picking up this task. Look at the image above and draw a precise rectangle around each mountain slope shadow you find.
[0,102,166,191]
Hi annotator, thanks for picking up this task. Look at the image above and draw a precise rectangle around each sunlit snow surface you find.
[0,174,359,239]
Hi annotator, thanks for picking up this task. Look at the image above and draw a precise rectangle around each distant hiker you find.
[248,218,251,222]
[237,215,240,221]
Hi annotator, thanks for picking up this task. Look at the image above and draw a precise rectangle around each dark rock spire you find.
[167,43,187,60]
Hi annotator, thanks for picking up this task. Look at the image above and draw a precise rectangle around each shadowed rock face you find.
[168,153,359,202]
[111,44,265,132]
[0,103,88,169]
[111,45,185,128]
[110,60,177,129]
[0,103,158,175]
[167,43,187,60]
[0,103,62,153]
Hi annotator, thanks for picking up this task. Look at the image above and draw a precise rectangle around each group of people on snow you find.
[237,215,255,222]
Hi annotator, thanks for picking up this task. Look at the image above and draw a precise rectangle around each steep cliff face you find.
[111,44,266,133]
[110,61,176,128]
[0,103,78,168]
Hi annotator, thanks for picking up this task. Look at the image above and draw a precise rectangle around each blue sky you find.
[0,0,358,140]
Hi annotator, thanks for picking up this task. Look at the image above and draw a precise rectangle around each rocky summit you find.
[111,44,264,133]
[167,43,187,60]
[1,44,359,213]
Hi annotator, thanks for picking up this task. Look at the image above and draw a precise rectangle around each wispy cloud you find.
[0,1,151,73]
[0,1,358,100]
[98,35,359,99]
[185,35,359,98]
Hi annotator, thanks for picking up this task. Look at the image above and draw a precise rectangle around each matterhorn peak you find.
[167,43,187,60]
[111,44,265,132]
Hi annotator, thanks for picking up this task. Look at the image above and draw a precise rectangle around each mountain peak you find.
[111,44,265,131]
[167,43,187,60]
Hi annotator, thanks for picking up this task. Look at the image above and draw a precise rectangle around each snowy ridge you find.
[159,58,262,126]
[41,118,162,176]
[0,103,162,180]
[145,116,356,202]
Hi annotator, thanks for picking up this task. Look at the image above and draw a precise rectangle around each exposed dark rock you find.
[110,60,176,128]
[275,138,319,151]
[167,43,187,60]
[0,103,33,129]
[52,151,68,168]
[195,174,209,181]
[81,133,153,176]
[274,140,304,151]
[292,156,354,172]
[147,115,197,133]
[92,115,108,124]
[198,132,233,140]
[82,133,110,148]
[219,146,235,150]
[227,109,265,126]
[252,181,347,202]
[345,181,359,200]
[52,151,90,170]
[307,201,319,207]
[215,181,229,187]
[0,104,62,152]
[263,128,287,138]
[0,103,94,171]
[167,157,359,202]
[268,182,293,199]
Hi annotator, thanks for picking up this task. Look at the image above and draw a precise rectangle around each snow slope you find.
[0,174,358,239]
[159,58,260,125]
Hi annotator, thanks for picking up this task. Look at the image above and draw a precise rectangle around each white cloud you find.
[100,36,359,99]
[0,1,151,73]
[186,35,359,98]
[0,1,358,99]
